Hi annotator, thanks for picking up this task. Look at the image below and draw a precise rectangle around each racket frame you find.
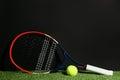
[9,31,62,74]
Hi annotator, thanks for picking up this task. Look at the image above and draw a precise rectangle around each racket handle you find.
[86,64,113,76]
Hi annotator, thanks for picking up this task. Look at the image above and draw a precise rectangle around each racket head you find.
[9,31,66,74]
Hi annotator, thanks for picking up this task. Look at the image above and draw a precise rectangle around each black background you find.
[0,0,120,70]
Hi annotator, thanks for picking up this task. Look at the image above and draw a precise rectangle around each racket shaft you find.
[86,64,113,75]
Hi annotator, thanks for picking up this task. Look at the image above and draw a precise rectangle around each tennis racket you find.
[9,31,113,75]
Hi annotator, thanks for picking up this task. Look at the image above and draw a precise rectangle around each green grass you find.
[0,71,120,80]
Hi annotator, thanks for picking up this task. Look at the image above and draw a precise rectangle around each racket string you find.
[35,37,50,70]
[45,41,57,70]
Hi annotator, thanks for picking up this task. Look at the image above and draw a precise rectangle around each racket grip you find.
[86,64,113,76]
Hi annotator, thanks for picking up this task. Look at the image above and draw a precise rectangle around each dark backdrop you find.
[0,0,120,70]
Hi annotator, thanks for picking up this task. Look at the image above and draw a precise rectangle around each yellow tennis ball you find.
[66,65,78,76]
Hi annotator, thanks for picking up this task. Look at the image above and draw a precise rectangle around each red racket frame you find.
[9,31,54,74]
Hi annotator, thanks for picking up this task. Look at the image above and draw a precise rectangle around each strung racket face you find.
[9,31,64,74]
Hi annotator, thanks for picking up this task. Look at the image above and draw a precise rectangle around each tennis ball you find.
[66,65,78,76]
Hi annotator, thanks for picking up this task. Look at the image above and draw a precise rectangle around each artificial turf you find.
[0,71,120,80]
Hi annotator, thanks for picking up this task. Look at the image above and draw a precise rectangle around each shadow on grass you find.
[61,70,101,76]
[79,71,101,75]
